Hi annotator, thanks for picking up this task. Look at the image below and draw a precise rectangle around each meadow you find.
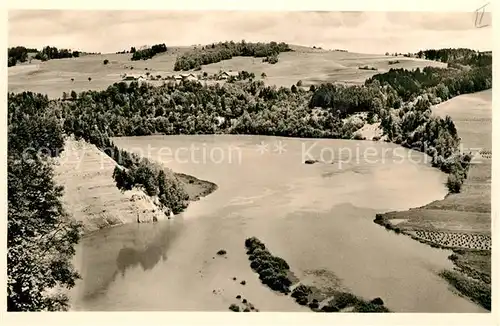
[8,45,446,98]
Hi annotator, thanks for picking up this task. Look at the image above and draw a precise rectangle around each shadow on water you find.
[76,219,183,302]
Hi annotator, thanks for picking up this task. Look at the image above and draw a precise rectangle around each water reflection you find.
[76,219,183,303]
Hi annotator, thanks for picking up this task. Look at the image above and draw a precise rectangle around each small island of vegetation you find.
[244,237,390,312]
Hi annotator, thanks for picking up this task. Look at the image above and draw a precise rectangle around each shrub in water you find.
[297,297,308,305]
[229,304,240,312]
[333,292,360,309]
[370,297,384,306]
[309,301,319,309]
[321,304,340,312]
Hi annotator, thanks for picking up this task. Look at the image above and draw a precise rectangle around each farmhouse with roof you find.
[218,71,239,80]
[122,74,145,81]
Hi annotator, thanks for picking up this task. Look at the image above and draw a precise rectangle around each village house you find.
[218,71,239,80]
[122,74,145,81]
[180,73,198,81]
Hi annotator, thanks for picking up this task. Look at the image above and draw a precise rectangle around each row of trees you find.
[131,43,168,61]
[8,44,106,66]
[245,237,292,294]
[174,41,291,71]
[34,46,81,61]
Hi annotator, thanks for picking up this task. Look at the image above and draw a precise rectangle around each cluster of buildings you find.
[122,73,198,82]
[121,70,241,82]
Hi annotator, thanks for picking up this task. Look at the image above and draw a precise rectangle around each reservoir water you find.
[70,135,486,312]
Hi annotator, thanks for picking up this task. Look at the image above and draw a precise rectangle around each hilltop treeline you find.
[8,46,38,66]
[34,46,81,61]
[417,48,492,66]
[8,45,102,66]
[131,43,168,61]
[174,41,292,71]
[8,92,81,311]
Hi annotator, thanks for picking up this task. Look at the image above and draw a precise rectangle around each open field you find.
[433,89,492,151]
[200,47,446,88]
[54,137,216,234]
[374,90,492,308]
[8,46,446,98]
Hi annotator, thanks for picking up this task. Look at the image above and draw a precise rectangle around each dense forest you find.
[174,41,292,71]
[8,92,81,311]
[417,48,492,66]
[366,65,492,101]
[131,43,168,61]
[371,49,491,191]
[7,47,491,310]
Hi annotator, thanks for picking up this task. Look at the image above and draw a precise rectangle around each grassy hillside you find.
[8,46,446,98]
[433,89,492,151]
[200,48,446,88]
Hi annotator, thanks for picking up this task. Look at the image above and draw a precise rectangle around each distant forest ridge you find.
[7,45,100,66]
[8,41,491,68]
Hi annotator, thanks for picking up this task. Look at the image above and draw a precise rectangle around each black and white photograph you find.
[5,2,494,319]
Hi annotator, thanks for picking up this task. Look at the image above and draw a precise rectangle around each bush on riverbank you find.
[229,304,240,312]
[440,270,490,310]
[320,292,390,312]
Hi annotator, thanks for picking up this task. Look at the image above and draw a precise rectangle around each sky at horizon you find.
[8,11,493,54]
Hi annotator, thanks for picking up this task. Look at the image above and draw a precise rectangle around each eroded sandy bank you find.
[55,138,218,235]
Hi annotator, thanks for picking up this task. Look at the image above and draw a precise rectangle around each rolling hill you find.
[8,45,447,98]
